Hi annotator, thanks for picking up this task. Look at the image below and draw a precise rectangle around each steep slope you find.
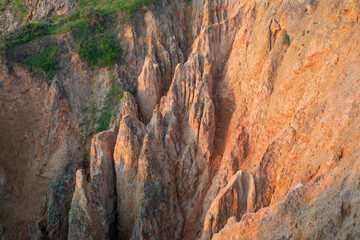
[0,0,75,33]
[1,0,360,239]
[0,0,187,238]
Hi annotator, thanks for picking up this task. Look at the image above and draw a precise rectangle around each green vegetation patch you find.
[0,23,52,52]
[0,11,120,68]
[0,0,27,17]
[75,30,121,68]
[283,32,290,46]
[0,20,88,52]
[77,0,158,15]
[0,0,158,53]
[21,43,60,81]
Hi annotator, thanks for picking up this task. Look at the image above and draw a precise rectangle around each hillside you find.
[1,0,360,239]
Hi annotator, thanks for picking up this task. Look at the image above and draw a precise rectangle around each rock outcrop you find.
[2,0,360,239]
[0,0,76,34]
[0,11,18,34]
[113,94,146,238]
[201,171,257,239]
[137,56,162,122]
[68,130,116,240]
[32,0,75,20]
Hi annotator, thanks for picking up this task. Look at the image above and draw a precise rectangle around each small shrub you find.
[109,77,124,100]
[283,32,290,46]
[21,43,60,80]
[76,30,121,68]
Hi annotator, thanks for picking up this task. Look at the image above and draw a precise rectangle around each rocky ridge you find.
[1,0,360,239]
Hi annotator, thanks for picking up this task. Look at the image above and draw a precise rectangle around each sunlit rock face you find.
[1,0,360,239]
[33,0,76,20]
[68,130,117,240]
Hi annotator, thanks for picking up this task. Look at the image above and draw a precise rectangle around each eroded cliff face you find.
[0,0,75,34]
[1,0,360,239]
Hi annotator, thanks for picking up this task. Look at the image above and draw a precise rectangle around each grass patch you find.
[0,23,52,52]
[20,43,60,81]
[0,0,27,17]
[77,0,158,15]
[0,12,121,69]
[0,20,88,52]
[0,0,158,52]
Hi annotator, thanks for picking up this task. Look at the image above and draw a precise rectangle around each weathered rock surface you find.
[32,0,76,20]
[201,171,257,239]
[137,56,162,122]
[2,0,360,239]
[113,98,146,238]
[203,0,360,238]
[214,160,360,240]
[0,167,10,200]
[68,130,116,240]
[0,0,76,34]
[0,11,18,34]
